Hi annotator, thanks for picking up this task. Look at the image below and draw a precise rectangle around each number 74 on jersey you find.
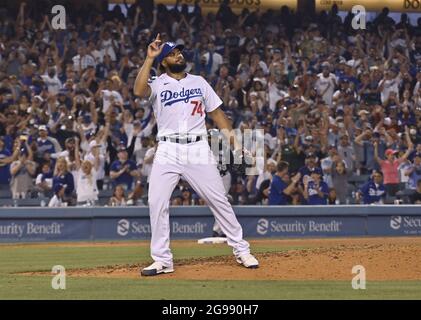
[191,100,204,117]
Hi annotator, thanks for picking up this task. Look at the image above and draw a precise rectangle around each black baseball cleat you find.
[140,261,174,276]
[212,231,227,238]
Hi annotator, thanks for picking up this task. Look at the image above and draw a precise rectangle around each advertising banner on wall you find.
[241,216,366,238]
[316,0,421,13]
[0,215,368,242]
[1,207,420,242]
[0,219,91,242]
[93,217,214,240]
[111,0,297,13]
[368,215,421,236]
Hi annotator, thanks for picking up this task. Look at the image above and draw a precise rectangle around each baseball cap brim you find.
[385,149,398,156]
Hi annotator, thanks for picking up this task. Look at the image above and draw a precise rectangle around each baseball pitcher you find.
[134,34,258,276]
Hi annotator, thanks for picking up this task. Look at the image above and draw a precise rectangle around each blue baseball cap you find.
[157,42,184,64]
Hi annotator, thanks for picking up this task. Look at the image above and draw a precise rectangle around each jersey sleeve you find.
[201,77,223,113]
[148,76,158,102]
[359,182,369,195]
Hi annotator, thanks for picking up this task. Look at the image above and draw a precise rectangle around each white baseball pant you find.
[148,139,250,266]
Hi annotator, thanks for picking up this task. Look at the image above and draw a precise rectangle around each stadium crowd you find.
[0,0,421,206]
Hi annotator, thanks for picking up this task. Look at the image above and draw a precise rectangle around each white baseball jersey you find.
[315,73,337,106]
[148,73,222,138]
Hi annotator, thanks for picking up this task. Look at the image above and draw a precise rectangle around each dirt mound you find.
[23,239,421,281]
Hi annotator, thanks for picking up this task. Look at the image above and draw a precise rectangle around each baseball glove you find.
[231,149,251,176]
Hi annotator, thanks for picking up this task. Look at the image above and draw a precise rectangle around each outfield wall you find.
[0,206,420,242]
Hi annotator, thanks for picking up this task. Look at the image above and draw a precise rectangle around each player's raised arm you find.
[133,33,163,98]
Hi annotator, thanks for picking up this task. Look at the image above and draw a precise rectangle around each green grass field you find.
[0,240,420,300]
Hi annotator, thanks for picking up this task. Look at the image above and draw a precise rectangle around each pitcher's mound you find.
[24,240,421,281]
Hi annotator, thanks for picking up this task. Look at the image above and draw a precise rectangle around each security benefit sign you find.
[244,216,366,237]
[368,215,421,236]
[0,219,90,242]
[94,217,213,240]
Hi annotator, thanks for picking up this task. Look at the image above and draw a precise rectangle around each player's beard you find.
[167,61,187,73]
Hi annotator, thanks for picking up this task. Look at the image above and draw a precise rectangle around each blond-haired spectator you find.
[52,157,75,204]
[74,138,99,205]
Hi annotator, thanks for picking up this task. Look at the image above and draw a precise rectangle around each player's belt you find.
[159,135,203,144]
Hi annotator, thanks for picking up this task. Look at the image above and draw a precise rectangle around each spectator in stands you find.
[0,136,18,189]
[41,67,62,96]
[84,139,106,190]
[315,62,337,106]
[127,180,144,206]
[48,183,67,207]
[355,129,387,174]
[10,146,36,199]
[51,137,77,172]
[72,47,96,73]
[303,170,329,205]
[374,127,414,196]
[1,1,421,206]
[321,145,338,187]
[331,161,351,204]
[405,153,421,190]
[328,188,337,205]
[110,145,139,191]
[35,162,53,196]
[356,171,386,205]
[278,133,305,175]
[299,153,323,185]
[409,179,421,204]
[398,153,412,189]
[268,161,301,205]
[74,138,99,206]
[255,158,277,191]
[179,187,194,206]
[35,125,61,163]
[337,135,355,172]
[109,184,127,206]
[52,157,75,204]
[378,68,400,105]
[171,195,183,206]
[252,178,272,205]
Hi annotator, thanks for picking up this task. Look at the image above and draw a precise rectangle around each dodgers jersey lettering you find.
[149,73,222,137]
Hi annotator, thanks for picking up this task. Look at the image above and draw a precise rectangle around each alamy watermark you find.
[351,265,366,290]
[51,5,66,30]
[51,265,66,290]
[351,5,366,30]
[156,128,265,176]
